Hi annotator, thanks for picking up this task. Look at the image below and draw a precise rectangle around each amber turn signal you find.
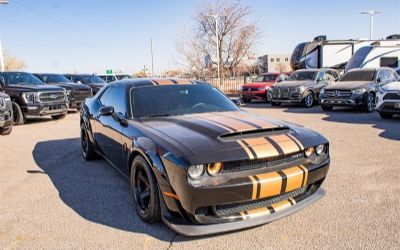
[207,162,223,176]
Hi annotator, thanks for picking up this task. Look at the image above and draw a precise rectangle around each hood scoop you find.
[219,127,290,141]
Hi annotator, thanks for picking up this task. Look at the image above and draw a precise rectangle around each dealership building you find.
[257,53,292,73]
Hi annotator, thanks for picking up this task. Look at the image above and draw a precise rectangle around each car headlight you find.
[207,163,223,176]
[22,92,37,103]
[352,88,366,94]
[291,86,304,93]
[188,164,204,179]
[315,144,325,155]
[305,147,314,157]
[0,97,5,109]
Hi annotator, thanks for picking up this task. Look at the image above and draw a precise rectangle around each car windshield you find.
[116,75,131,80]
[81,75,105,84]
[254,74,277,82]
[131,84,239,118]
[39,74,73,84]
[1,72,44,86]
[339,70,375,82]
[287,71,317,81]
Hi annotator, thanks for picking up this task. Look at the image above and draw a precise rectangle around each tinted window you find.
[254,74,277,82]
[99,87,112,105]
[316,71,325,81]
[39,74,72,83]
[288,71,317,81]
[81,75,105,84]
[0,72,43,86]
[380,57,398,68]
[104,87,126,115]
[131,84,239,118]
[340,70,375,82]
[71,76,82,83]
[345,46,373,71]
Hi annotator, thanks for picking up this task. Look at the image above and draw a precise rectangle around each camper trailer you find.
[344,43,400,72]
[290,35,400,71]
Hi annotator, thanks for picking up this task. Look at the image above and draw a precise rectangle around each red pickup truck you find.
[240,73,288,103]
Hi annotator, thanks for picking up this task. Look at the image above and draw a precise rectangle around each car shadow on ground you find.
[32,138,175,242]
[281,105,400,141]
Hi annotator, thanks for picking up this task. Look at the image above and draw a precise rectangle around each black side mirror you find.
[99,106,114,116]
[376,78,382,83]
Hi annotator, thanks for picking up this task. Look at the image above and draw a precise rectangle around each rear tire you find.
[321,104,333,111]
[12,102,25,125]
[0,125,12,135]
[81,124,98,160]
[131,156,161,223]
[51,114,66,120]
[379,112,393,119]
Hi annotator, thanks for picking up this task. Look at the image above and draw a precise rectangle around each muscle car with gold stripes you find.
[80,78,330,236]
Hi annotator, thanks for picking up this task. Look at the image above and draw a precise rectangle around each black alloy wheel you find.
[81,125,97,160]
[131,156,161,223]
[303,91,314,108]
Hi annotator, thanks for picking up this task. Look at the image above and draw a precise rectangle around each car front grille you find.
[221,151,305,173]
[324,90,352,98]
[383,92,400,100]
[39,91,66,103]
[195,186,307,217]
[272,88,290,99]
[242,87,258,91]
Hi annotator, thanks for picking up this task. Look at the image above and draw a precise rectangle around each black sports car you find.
[80,78,330,236]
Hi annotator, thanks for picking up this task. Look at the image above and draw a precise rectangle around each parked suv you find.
[268,69,339,107]
[375,81,400,119]
[64,74,106,95]
[0,72,68,125]
[0,92,12,135]
[98,74,132,83]
[35,73,92,110]
[239,73,288,103]
[320,68,398,112]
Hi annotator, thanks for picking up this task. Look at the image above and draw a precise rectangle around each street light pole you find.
[0,0,9,72]
[361,10,383,40]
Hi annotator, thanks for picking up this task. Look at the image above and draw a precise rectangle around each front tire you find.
[12,102,25,125]
[321,104,333,111]
[379,112,393,119]
[131,156,161,223]
[303,91,314,108]
[51,114,66,120]
[0,125,12,135]
[363,93,374,113]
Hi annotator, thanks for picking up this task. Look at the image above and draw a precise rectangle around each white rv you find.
[290,35,400,71]
[345,43,400,72]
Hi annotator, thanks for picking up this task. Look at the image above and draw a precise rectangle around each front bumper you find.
[240,90,267,100]
[0,109,13,128]
[162,188,325,236]
[320,93,366,107]
[376,100,400,114]
[22,102,68,118]
[269,91,303,103]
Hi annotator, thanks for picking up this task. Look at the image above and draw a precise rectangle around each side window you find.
[99,87,112,105]
[316,71,325,81]
[325,72,335,81]
[72,76,81,83]
[384,70,394,81]
[104,86,126,115]
[376,71,386,82]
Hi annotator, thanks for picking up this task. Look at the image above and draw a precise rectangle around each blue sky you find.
[1,0,399,74]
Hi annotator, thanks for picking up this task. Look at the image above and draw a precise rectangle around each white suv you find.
[376,81,400,119]
[98,74,132,83]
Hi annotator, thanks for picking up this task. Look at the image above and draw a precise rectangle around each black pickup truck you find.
[34,73,92,110]
[64,74,106,95]
[0,72,68,125]
[0,92,13,135]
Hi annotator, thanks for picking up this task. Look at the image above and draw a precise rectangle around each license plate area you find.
[394,103,400,109]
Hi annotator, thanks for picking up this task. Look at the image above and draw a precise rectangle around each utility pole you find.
[0,0,9,72]
[361,10,383,40]
[150,38,154,77]
[210,15,222,86]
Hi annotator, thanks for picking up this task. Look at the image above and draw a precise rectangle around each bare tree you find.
[177,0,261,77]
[4,50,26,71]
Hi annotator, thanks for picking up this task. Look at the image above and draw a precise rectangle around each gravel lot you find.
[0,103,399,249]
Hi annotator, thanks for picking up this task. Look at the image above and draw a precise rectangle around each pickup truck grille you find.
[383,92,400,100]
[39,91,66,103]
[72,90,92,100]
[324,90,352,98]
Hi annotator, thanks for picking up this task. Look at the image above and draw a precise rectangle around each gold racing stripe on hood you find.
[242,138,280,159]
[269,134,302,155]
[287,133,304,150]
[152,79,176,85]
[195,113,259,131]
[282,166,305,192]
[221,112,277,129]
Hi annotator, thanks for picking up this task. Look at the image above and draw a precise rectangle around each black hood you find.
[4,84,65,92]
